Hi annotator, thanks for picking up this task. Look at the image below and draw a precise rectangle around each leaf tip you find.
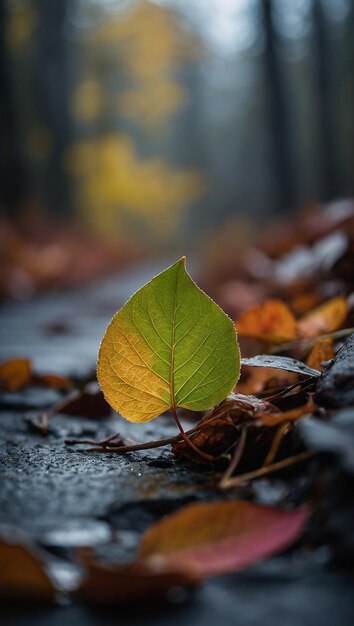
[178,256,187,267]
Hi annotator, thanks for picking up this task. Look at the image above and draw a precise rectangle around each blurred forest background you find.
[1,0,354,297]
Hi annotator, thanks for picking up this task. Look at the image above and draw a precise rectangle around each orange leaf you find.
[139,500,308,578]
[0,537,55,601]
[32,373,72,391]
[297,296,348,338]
[290,292,321,316]
[258,400,316,426]
[0,358,32,391]
[236,299,297,344]
[306,338,335,371]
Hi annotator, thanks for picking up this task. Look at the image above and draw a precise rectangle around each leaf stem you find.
[171,405,215,462]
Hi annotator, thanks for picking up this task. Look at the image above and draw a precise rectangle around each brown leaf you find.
[236,299,297,344]
[306,338,335,371]
[172,394,278,463]
[31,373,72,391]
[78,551,200,605]
[297,296,348,338]
[0,358,32,391]
[62,382,111,418]
[139,500,309,578]
[0,536,55,601]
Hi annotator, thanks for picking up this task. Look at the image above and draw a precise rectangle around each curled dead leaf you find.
[172,394,278,463]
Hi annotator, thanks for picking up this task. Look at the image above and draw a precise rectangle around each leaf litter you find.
[2,201,354,606]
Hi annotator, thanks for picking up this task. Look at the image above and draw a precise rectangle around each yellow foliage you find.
[118,81,186,128]
[64,134,204,237]
[86,1,199,128]
[6,2,37,52]
[72,80,103,122]
[92,2,188,66]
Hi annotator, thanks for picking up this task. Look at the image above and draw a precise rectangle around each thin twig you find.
[220,427,247,486]
[65,432,134,447]
[260,378,314,401]
[65,412,206,450]
[30,389,82,434]
[66,430,188,451]
[220,450,313,489]
[262,421,291,466]
[80,435,187,454]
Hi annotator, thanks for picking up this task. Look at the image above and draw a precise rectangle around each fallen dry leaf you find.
[139,500,309,578]
[0,535,55,601]
[61,382,111,418]
[306,338,335,371]
[297,296,348,338]
[172,394,278,463]
[236,299,297,344]
[31,373,72,391]
[290,292,321,316]
[0,357,32,391]
[78,551,200,605]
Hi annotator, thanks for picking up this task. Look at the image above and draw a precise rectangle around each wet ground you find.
[0,261,353,625]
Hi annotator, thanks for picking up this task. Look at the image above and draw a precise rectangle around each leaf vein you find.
[177,355,225,403]
[129,314,170,366]
[104,360,168,403]
[114,333,169,385]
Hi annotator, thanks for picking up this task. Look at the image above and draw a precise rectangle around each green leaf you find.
[97,257,240,422]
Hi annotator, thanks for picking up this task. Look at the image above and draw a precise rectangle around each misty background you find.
[1,0,354,249]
